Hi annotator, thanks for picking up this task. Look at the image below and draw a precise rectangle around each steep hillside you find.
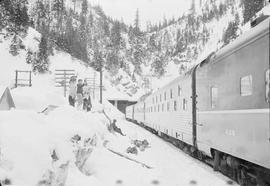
[1,0,269,100]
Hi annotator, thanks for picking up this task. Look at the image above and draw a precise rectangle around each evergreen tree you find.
[243,0,264,24]
[110,21,122,48]
[81,0,88,15]
[33,35,49,73]
[151,54,166,77]
[92,48,104,72]
[52,0,64,32]
[134,9,140,36]
[148,34,157,51]
[26,50,35,64]
[89,10,94,27]
[222,13,240,46]
[102,19,110,37]
[9,35,20,56]
[175,30,186,55]
[163,16,168,28]
[1,0,29,33]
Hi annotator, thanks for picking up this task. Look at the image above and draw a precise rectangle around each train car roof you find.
[200,17,270,67]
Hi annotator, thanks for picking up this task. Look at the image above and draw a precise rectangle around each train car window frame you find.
[183,99,187,111]
[178,85,182,96]
[210,87,218,109]
[174,100,177,111]
[266,69,270,103]
[240,75,253,96]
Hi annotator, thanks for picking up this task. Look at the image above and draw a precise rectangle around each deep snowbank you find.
[0,104,116,185]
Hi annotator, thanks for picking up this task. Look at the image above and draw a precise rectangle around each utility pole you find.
[100,68,102,104]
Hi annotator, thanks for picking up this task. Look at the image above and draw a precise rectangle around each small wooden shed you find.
[0,86,15,110]
[106,89,136,114]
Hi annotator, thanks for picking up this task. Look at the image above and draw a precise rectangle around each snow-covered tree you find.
[9,34,21,56]
[33,35,49,73]
[0,0,29,33]
[242,0,265,23]
[222,13,240,46]
[26,49,34,64]
[133,9,140,36]
[151,54,167,78]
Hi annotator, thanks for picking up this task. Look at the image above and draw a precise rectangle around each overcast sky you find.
[88,0,191,28]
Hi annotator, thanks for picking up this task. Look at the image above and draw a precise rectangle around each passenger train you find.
[125,17,270,185]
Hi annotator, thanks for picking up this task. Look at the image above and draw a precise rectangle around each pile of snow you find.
[0,104,113,185]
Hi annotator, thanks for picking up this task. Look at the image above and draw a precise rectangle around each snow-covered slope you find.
[0,26,134,110]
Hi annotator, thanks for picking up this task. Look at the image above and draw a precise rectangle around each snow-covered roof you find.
[105,88,136,102]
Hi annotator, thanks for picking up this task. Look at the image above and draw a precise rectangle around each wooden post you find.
[15,70,18,88]
[64,70,66,97]
[29,71,32,87]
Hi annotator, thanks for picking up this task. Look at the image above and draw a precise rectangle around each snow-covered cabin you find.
[0,86,15,110]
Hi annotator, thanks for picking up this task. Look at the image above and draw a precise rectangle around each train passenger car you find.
[125,104,134,121]
[196,17,270,173]
[133,101,145,124]
[143,73,195,146]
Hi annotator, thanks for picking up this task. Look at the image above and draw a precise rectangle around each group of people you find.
[68,77,92,111]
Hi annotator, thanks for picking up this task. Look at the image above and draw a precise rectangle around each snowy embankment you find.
[0,97,235,186]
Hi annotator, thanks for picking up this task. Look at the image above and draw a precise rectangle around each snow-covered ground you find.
[0,87,236,186]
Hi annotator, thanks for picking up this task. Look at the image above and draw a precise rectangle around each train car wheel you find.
[237,168,247,186]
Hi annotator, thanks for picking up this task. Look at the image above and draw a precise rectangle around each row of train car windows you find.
[210,70,270,108]
[152,86,183,104]
[146,99,188,113]
[146,70,270,111]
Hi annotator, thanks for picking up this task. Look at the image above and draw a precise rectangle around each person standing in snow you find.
[83,79,92,112]
[76,79,84,109]
[68,78,77,107]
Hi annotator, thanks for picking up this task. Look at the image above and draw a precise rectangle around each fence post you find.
[29,71,32,87]
[15,70,18,88]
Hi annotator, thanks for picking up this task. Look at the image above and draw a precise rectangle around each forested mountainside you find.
[0,0,269,98]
